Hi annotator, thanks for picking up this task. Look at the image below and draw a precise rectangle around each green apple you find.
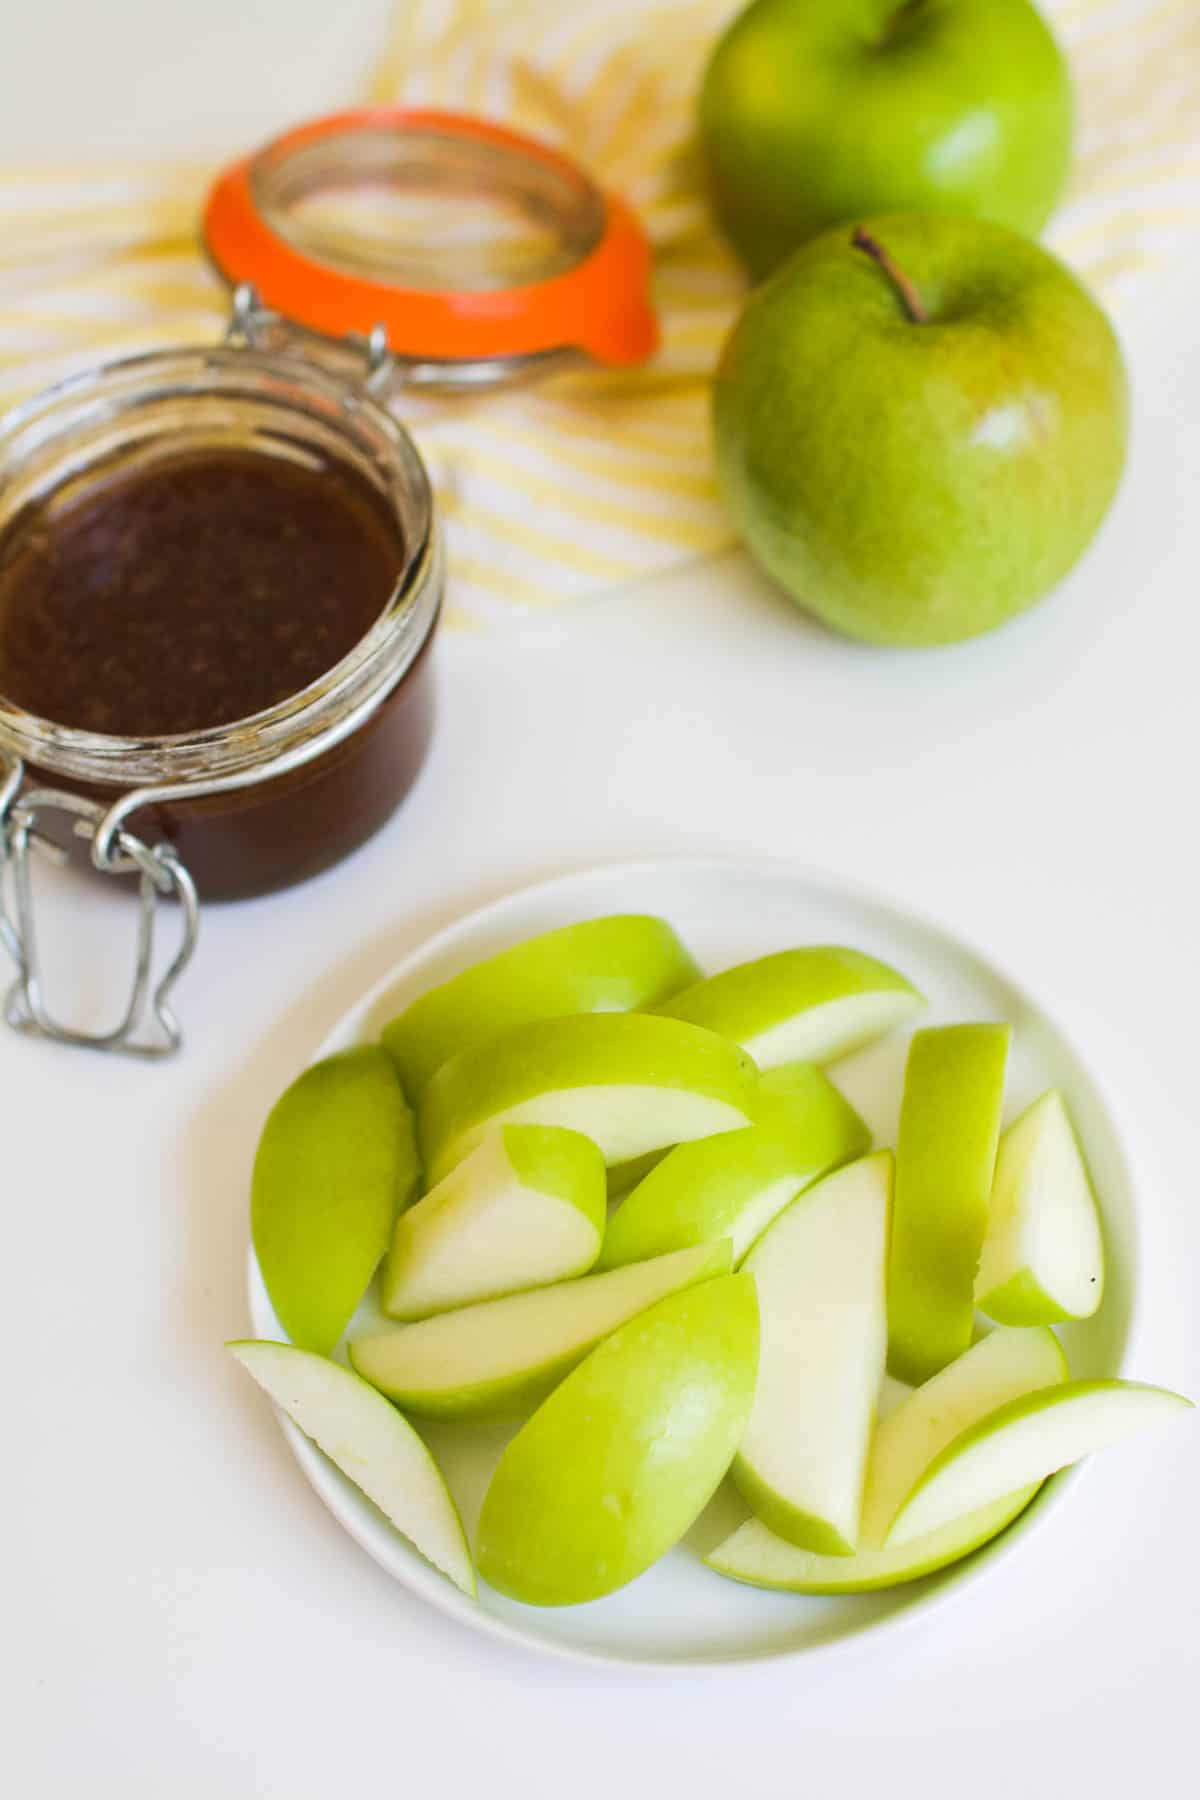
[888,1023,1010,1384]
[712,212,1129,647]
[602,1065,868,1268]
[382,915,698,1099]
[657,946,923,1066]
[708,1323,1066,1591]
[700,0,1073,281]
[706,1488,1040,1594]
[753,1060,873,1146]
[887,1379,1194,1545]
[252,1046,419,1355]
[976,1090,1105,1324]
[733,1153,891,1553]
[476,1273,759,1605]
[418,1012,759,1184]
[349,1240,732,1419]
[381,1125,605,1321]
[228,1340,474,1597]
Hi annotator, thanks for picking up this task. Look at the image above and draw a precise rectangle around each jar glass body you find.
[0,346,442,899]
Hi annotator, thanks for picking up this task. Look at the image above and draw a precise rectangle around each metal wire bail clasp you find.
[0,751,199,1058]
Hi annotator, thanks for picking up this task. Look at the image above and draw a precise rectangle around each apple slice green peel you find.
[252,1046,419,1356]
[476,1273,759,1606]
[350,1239,732,1419]
[657,946,923,1066]
[601,1063,869,1268]
[709,1323,1067,1592]
[229,1341,474,1597]
[888,1023,1010,1384]
[976,1090,1105,1324]
[887,1379,1193,1546]
[418,1012,759,1184]
[381,914,698,1099]
[733,1152,891,1553]
[382,1124,605,1320]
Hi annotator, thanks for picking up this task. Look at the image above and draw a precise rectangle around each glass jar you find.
[0,344,442,902]
[0,106,656,1056]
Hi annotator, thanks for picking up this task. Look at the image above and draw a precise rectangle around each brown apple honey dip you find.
[0,434,439,902]
[0,447,404,738]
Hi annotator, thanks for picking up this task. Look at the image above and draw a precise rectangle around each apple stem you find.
[851,228,928,326]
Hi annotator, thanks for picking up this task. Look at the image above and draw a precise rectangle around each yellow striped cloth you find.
[1,0,1197,626]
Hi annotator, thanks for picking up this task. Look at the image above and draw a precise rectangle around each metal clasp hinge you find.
[0,755,199,1059]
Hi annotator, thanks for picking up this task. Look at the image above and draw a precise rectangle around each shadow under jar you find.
[0,346,442,903]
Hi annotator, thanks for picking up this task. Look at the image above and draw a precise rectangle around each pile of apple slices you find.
[233,913,1191,1611]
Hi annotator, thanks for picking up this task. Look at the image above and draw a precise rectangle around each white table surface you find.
[3,5,1199,1794]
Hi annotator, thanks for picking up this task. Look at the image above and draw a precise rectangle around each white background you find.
[3,4,1199,1794]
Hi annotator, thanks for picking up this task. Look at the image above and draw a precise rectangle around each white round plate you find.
[248,857,1137,1669]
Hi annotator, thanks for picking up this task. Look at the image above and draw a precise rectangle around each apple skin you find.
[476,1274,759,1606]
[700,0,1073,281]
[228,1340,475,1596]
[350,1240,733,1420]
[251,1046,419,1355]
[381,915,698,1100]
[713,212,1129,647]
[888,1023,1010,1385]
[418,1012,759,1183]
[657,946,922,1067]
[381,1125,606,1320]
[602,1063,868,1268]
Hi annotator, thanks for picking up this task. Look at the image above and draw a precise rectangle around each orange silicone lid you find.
[203,108,658,368]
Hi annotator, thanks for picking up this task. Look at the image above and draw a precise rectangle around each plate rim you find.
[245,852,1141,1673]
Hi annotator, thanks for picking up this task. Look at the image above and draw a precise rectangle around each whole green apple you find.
[713,213,1129,646]
[700,0,1073,280]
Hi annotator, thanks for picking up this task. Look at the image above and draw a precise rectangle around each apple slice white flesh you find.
[888,1379,1194,1547]
[381,1124,605,1320]
[888,1023,1011,1385]
[418,1012,758,1184]
[976,1090,1105,1324]
[732,1153,891,1553]
[602,1064,868,1268]
[349,1239,732,1419]
[228,1340,475,1597]
[381,914,698,1100]
[657,946,923,1067]
[708,1323,1067,1591]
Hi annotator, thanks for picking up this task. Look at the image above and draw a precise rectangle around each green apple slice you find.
[706,1487,1041,1594]
[349,1239,732,1419]
[976,1090,1105,1324]
[888,1380,1194,1547]
[732,1152,891,1553]
[752,1060,872,1148]
[418,1012,759,1184]
[228,1340,475,1597]
[252,1046,419,1355]
[708,1324,1068,1592]
[657,946,923,1066]
[602,1066,869,1268]
[476,1273,759,1605]
[888,1023,1011,1384]
[381,915,698,1099]
[382,1125,605,1320]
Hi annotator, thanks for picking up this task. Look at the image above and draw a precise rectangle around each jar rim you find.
[0,345,442,790]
